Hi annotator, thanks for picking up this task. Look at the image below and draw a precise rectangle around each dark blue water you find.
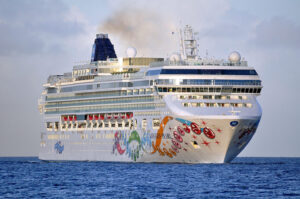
[0,157,299,198]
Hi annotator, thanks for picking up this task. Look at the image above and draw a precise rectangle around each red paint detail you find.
[192,135,197,139]
[202,140,210,146]
[171,145,179,153]
[114,132,125,155]
[185,142,188,145]
[172,139,182,149]
[202,121,207,125]
[215,140,220,144]
[183,148,187,151]
[183,124,191,133]
[191,122,201,135]
[74,116,77,121]
[94,115,99,120]
[217,128,222,133]
[177,126,185,136]
[173,131,183,143]
[203,127,215,139]
[116,144,125,155]
[100,115,104,120]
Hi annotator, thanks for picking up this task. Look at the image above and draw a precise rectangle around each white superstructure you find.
[38,25,262,163]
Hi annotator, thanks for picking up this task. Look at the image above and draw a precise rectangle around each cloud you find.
[99,0,230,57]
[251,17,300,49]
[0,0,86,57]
[0,0,93,156]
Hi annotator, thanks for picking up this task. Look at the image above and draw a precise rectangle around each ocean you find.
[0,157,299,198]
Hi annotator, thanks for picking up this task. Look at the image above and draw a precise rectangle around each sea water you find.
[0,157,299,198]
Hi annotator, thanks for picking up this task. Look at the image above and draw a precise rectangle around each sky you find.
[0,0,299,157]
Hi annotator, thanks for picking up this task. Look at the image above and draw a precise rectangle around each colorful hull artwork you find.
[151,116,221,159]
[47,116,260,163]
[112,130,152,161]
[111,116,225,161]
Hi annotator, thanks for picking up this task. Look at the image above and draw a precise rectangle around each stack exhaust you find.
[91,34,117,62]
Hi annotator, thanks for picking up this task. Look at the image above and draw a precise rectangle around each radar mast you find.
[179,25,199,60]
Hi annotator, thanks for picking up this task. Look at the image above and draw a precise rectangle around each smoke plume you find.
[98,6,178,57]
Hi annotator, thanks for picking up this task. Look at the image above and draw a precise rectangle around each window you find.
[203,95,212,99]
[257,88,261,93]
[46,122,53,130]
[158,69,258,75]
[93,123,97,128]
[142,119,147,130]
[125,121,129,128]
[152,119,160,129]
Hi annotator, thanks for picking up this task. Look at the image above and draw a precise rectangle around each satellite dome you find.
[170,53,181,62]
[229,51,241,63]
[126,47,137,58]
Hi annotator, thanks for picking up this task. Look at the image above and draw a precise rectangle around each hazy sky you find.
[0,0,299,157]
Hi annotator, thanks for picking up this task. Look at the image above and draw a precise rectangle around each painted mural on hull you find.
[109,116,226,161]
[53,116,259,162]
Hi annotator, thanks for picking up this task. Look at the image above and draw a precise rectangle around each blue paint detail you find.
[54,141,64,154]
[175,118,192,126]
[91,35,117,61]
[230,121,239,127]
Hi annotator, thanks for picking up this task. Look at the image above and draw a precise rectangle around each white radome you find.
[170,53,181,62]
[126,47,137,58]
[229,51,241,63]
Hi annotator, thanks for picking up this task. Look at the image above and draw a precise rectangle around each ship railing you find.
[150,60,248,67]
[95,73,145,82]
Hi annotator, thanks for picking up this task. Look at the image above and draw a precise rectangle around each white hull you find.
[39,116,260,163]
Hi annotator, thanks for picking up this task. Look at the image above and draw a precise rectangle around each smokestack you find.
[91,33,117,62]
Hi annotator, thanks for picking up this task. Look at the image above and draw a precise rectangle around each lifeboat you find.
[114,113,119,119]
[106,114,112,120]
[100,114,105,120]
[121,113,126,119]
[126,112,133,119]
[63,116,68,121]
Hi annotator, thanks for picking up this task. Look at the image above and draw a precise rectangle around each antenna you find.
[179,28,186,59]
[179,25,199,60]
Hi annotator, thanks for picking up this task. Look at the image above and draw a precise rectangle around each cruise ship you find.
[38,25,262,163]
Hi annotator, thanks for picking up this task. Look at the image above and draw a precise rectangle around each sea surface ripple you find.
[0,157,299,198]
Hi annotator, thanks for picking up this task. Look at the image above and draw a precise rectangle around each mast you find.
[179,25,199,60]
